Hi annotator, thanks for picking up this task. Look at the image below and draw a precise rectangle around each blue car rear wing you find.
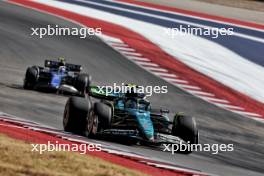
[44,60,82,72]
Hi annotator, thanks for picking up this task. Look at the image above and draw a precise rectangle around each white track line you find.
[176,84,201,90]
[169,79,189,84]
[121,51,142,56]
[101,35,124,43]
[201,97,229,104]
[231,110,262,118]
[135,61,159,67]
[163,76,183,84]
[127,56,150,62]
[109,42,129,47]
[154,72,177,78]
[144,67,168,72]
[115,47,136,52]
[214,103,244,111]
[163,77,189,84]
[187,90,215,97]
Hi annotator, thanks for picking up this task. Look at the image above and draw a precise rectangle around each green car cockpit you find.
[114,98,150,112]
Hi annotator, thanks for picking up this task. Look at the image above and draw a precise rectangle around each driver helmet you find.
[58,57,66,66]
[125,84,138,97]
[125,84,145,98]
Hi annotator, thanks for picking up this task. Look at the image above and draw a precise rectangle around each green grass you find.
[0,134,148,176]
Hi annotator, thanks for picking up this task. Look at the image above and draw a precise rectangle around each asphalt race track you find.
[0,1,264,175]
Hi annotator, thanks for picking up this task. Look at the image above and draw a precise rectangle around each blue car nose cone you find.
[51,73,61,88]
[136,111,154,141]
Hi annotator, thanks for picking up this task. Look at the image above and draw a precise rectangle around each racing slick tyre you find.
[23,66,38,89]
[75,73,91,97]
[63,96,91,135]
[94,102,112,129]
[172,115,199,154]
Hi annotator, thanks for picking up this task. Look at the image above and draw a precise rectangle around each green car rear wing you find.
[88,85,122,100]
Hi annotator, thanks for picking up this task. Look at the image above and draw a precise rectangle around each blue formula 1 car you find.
[63,85,199,153]
[23,58,91,97]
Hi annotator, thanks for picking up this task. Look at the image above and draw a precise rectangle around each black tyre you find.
[63,96,91,134]
[23,66,38,89]
[94,102,112,129]
[75,73,91,97]
[172,115,199,154]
